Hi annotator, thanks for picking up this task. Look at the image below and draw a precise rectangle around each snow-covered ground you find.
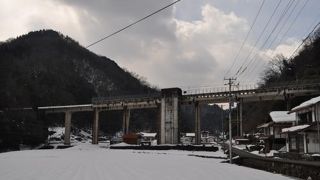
[0,143,296,180]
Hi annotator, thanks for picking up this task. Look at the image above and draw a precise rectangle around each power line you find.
[245,17,319,83]
[236,0,294,78]
[288,21,320,60]
[224,0,266,77]
[269,0,309,54]
[243,0,310,82]
[233,0,283,77]
[240,0,300,80]
[86,0,182,48]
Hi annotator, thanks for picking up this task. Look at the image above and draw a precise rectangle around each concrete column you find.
[122,107,130,134]
[160,98,166,144]
[64,111,72,145]
[160,88,181,144]
[157,105,162,144]
[239,99,243,136]
[92,109,100,144]
[195,102,201,145]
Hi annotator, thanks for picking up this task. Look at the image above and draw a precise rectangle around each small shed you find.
[123,133,140,145]
[139,132,157,145]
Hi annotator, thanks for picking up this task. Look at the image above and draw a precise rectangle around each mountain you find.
[0,30,157,150]
[0,30,156,109]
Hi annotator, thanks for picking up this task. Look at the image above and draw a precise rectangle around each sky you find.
[0,0,319,90]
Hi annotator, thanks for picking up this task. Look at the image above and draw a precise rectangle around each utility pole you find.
[224,77,237,164]
[221,105,224,145]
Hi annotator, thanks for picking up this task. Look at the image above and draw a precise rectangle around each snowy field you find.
[0,143,296,180]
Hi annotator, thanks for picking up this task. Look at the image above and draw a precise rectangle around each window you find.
[290,136,296,150]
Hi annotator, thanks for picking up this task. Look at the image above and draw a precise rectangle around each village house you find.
[283,96,320,154]
[256,111,296,152]
[139,132,157,145]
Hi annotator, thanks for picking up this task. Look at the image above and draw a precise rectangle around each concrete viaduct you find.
[38,82,320,145]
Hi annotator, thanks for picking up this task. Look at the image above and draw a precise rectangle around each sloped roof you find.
[257,122,272,129]
[186,133,195,137]
[269,111,296,123]
[139,132,157,138]
[281,124,310,133]
[290,96,320,113]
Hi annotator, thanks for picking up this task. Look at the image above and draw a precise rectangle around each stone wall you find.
[237,157,320,180]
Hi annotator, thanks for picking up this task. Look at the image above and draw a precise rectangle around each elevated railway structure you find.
[38,81,320,145]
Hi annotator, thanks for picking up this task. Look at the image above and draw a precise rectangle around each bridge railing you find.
[92,93,161,104]
[182,84,259,95]
[182,80,320,97]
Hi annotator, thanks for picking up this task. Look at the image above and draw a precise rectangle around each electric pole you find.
[224,77,237,164]
[221,105,224,145]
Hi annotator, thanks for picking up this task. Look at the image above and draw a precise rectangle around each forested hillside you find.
[0,30,157,150]
[0,30,156,109]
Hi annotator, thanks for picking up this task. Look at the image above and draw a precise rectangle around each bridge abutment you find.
[160,88,182,144]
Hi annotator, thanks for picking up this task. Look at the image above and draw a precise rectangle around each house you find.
[180,133,195,145]
[256,111,296,152]
[283,96,320,154]
[139,132,157,145]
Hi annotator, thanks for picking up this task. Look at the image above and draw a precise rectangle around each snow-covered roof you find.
[186,133,195,137]
[281,124,310,133]
[257,122,271,129]
[139,132,157,138]
[290,96,320,113]
[38,104,92,110]
[269,111,296,123]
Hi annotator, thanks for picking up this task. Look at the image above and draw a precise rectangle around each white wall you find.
[307,133,320,153]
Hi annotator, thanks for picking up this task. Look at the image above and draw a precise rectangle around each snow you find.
[48,127,64,139]
[0,144,295,180]
[269,111,296,123]
[139,132,157,138]
[282,124,310,133]
[38,104,92,109]
[186,133,195,137]
[290,95,320,112]
[257,122,271,128]
[111,142,137,147]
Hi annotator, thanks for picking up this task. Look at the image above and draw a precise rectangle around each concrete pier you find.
[122,107,130,134]
[160,88,181,144]
[64,111,72,145]
[92,109,100,144]
[195,102,201,145]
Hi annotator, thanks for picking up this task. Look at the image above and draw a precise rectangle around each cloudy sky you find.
[1,0,319,89]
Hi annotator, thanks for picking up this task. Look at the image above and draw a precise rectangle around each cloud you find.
[0,0,85,42]
[263,38,300,59]
[0,0,270,88]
